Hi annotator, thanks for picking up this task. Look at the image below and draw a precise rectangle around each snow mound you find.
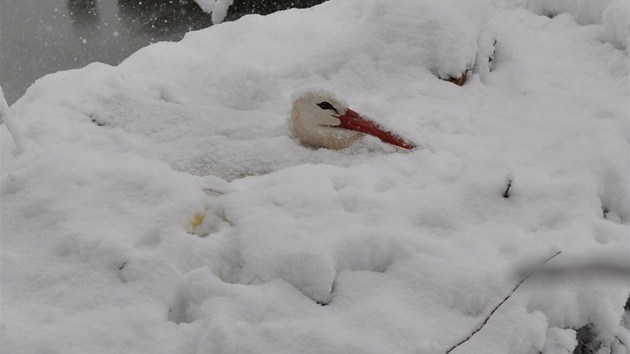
[2,0,629,353]
[601,0,630,50]
[514,0,630,49]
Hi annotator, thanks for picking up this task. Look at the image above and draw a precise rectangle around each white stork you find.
[290,91,416,150]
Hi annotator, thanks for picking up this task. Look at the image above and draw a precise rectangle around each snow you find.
[510,0,630,49]
[2,0,629,353]
[602,0,630,50]
[193,0,235,24]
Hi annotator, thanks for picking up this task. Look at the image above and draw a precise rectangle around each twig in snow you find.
[615,335,628,350]
[503,179,513,199]
[246,275,259,285]
[445,250,562,354]
[203,187,225,195]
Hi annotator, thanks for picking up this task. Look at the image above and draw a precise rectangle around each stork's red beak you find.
[338,109,416,150]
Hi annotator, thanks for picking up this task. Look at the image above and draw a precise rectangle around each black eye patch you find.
[317,101,339,114]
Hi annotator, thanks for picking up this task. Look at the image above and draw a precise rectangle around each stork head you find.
[290,90,415,150]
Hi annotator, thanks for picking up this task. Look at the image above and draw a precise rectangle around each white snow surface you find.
[2,0,629,353]
[511,0,630,49]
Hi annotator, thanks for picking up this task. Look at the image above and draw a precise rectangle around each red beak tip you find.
[340,108,416,150]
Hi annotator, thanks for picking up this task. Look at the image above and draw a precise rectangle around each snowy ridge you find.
[512,0,629,50]
[2,0,629,353]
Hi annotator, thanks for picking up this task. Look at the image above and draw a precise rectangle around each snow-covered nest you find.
[2,0,629,353]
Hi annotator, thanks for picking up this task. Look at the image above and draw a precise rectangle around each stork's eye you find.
[317,101,339,114]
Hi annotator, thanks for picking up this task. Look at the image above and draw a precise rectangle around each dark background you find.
[0,0,326,105]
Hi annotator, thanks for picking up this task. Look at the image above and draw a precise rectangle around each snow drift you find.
[2,0,629,353]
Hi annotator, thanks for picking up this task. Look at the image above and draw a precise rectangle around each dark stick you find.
[503,179,513,199]
[615,336,628,350]
[445,250,562,354]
